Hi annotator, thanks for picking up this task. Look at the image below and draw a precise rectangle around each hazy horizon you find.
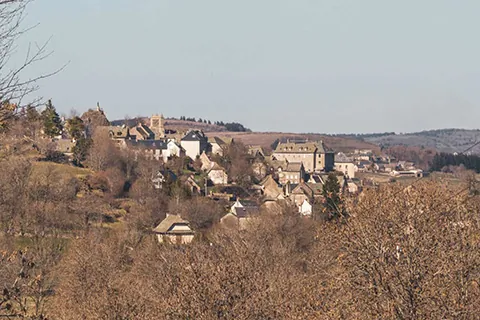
[16,0,480,133]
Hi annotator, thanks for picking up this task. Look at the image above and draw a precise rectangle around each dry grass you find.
[32,162,92,180]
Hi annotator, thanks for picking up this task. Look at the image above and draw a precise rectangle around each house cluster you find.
[152,138,364,244]
[247,139,350,217]
[334,149,424,180]
[98,114,233,164]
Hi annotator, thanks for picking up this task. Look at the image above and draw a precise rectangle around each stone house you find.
[129,123,155,140]
[278,162,305,185]
[181,130,209,160]
[259,175,284,200]
[208,163,228,185]
[248,146,265,158]
[335,162,356,179]
[249,147,267,179]
[153,214,195,244]
[182,175,202,195]
[208,136,227,155]
[221,200,260,230]
[98,125,132,146]
[199,151,212,171]
[272,140,334,173]
[288,182,315,207]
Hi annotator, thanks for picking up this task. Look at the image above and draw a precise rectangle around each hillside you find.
[361,129,480,154]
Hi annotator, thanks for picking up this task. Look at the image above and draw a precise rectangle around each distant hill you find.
[360,129,480,154]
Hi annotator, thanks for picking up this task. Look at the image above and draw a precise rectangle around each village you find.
[42,105,426,244]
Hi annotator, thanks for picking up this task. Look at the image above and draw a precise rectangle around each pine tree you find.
[72,137,93,166]
[322,173,344,219]
[41,100,63,138]
[66,116,85,139]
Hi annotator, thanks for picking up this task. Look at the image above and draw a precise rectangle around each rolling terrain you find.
[360,129,480,154]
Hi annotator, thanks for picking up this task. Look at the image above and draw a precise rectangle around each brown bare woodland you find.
[39,182,479,319]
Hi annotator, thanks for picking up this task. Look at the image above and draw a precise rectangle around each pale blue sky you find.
[17,0,480,133]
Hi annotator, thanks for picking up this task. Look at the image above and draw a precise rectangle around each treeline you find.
[318,132,396,140]
[430,152,480,173]
[178,116,250,132]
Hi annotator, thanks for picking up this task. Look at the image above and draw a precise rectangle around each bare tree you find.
[0,0,64,128]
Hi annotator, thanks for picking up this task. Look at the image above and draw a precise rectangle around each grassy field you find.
[32,161,92,180]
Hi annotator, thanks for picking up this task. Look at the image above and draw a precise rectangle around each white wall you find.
[334,162,356,179]
[181,141,200,159]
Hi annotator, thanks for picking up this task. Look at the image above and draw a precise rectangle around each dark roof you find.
[135,124,155,139]
[127,140,168,150]
[285,162,303,172]
[159,170,177,182]
[182,130,207,142]
[208,136,226,145]
[233,206,260,218]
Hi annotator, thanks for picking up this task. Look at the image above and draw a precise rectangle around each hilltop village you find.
[21,104,425,243]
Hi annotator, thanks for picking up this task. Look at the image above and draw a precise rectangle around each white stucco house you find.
[181,130,208,160]
[299,199,313,216]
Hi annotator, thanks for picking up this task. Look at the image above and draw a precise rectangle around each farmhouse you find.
[153,214,195,244]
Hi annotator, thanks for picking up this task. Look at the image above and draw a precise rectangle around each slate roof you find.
[182,130,207,142]
[233,206,260,218]
[248,146,265,157]
[134,123,155,139]
[153,215,192,234]
[291,182,315,198]
[274,140,333,154]
[157,170,177,182]
[97,126,130,138]
[208,136,226,145]
[127,140,168,150]
[285,162,303,172]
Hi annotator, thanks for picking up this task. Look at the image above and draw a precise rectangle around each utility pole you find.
[205,177,208,197]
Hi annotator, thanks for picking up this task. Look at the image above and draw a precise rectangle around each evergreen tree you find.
[72,137,93,166]
[66,116,85,139]
[41,100,63,138]
[322,173,345,219]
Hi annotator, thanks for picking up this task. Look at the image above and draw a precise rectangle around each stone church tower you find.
[150,114,165,139]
